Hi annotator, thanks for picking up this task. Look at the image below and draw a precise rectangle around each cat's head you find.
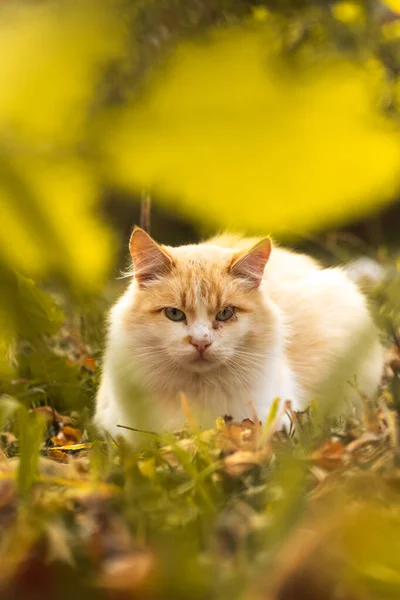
[124,228,274,375]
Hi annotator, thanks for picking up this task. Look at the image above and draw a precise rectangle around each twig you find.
[140,190,151,234]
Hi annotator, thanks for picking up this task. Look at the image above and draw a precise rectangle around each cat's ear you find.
[129,227,172,285]
[230,238,271,288]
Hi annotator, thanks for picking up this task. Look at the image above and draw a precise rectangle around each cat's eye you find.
[216,306,235,322]
[164,307,186,322]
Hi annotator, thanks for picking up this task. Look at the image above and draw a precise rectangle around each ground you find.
[1,259,400,600]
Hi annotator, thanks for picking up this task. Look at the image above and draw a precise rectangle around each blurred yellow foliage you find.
[0,0,125,290]
[251,7,270,23]
[104,28,400,238]
[0,0,125,372]
[0,0,124,144]
[332,2,364,24]
[0,157,113,287]
[383,0,400,11]
[382,19,400,39]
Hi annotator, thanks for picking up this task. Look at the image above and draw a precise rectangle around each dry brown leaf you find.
[49,436,65,447]
[346,432,381,454]
[96,551,156,592]
[219,418,263,453]
[345,433,386,466]
[224,449,270,477]
[46,449,69,464]
[310,440,348,471]
[61,426,82,444]
[30,406,75,426]
[52,426,83,446]
[80,355,97,372]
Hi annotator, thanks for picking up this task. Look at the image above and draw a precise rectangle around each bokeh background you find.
[2,3,400,599]
[1,0,400,387]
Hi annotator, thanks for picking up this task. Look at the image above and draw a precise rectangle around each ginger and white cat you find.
[94,227,384,443]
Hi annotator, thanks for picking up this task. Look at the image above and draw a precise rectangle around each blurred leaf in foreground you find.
[0,270,64,377]
[4,271,64,341]
[0,157,114,288]
[0,0,125,144]
[0,0,124,373]
[0,0,126,293]
[104,26,400,238]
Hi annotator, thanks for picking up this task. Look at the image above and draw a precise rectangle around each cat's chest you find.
[153,380,252,427]
[151,357,300,424]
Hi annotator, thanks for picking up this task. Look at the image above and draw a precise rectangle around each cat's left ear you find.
[129,227,172,285]
[230,238,271,289]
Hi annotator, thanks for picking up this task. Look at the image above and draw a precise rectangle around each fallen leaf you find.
[49,436,65,447]
[52,426,83,447]
[311,440,348,471]
[53,443,93,452]
[223,449,270,477]
[96,551,156,592]
[80,355,96,372]
[219,417,263,453]
[46,449,69,464]
[138,457,156,481]
[31,406,75,426]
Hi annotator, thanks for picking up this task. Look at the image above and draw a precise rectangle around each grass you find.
[1,254,400,600]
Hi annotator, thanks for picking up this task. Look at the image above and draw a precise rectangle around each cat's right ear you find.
[129,227,172,285]
[230,238,271,289]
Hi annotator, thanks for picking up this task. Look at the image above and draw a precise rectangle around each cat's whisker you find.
[231,350,268,359]
[133,351,167,361]
[223,360,253,386]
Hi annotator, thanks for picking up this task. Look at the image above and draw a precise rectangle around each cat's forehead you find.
[167,243,234,265]
[159,244,239,312]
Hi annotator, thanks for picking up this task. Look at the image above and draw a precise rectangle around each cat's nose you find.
[190,338,212,354]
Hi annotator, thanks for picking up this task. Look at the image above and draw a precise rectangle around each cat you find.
[94,227,384,443]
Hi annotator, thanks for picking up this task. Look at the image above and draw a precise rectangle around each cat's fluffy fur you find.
[95,228,384,442]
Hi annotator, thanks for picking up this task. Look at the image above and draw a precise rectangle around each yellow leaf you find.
[332,2,364,24]
[0,157,113,289]
[383,0,400,12]
[138,457,156,481]
[104,27,400,239]
[382,20,400,40]
[0,0,125,292]
[0,0,125,144]
[251,7,270,23]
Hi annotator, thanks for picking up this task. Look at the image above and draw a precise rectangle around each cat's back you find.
[263,243,365,322]
[264,244,320,286]
[211,234,383,403]
[264,245,382,404]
